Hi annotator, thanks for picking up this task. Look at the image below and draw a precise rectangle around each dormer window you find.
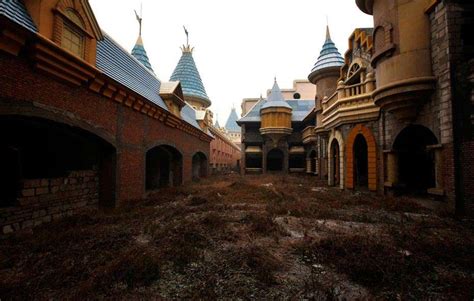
[61,9,85,58]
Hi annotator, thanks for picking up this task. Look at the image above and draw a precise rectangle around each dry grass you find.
[0,174,472,300]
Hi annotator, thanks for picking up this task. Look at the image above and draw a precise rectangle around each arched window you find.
[61,9,85,58]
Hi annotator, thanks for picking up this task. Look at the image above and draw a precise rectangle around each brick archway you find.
[346,125,377,191]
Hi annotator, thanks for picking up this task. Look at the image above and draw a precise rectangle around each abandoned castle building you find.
[238,79,316,173]
[0,0,221,234]
[239,0,473,213]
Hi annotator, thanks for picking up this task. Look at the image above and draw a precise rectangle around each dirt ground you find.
[0,174,473,300]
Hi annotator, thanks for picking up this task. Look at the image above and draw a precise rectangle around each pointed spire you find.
[171,29,211,107]
[225,106,240,132]
[214,114,221,128]
[261,79,291,110]
[326,25,331,41]
[131,5,154,73]
[308,24,344,81]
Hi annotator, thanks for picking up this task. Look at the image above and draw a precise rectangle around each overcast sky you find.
[89,0,372,125]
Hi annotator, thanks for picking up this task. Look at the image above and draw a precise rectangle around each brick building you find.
[304,0,473,214]
[0,0,213,234]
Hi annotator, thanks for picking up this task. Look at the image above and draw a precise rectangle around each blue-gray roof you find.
[238,99,314,123]
[96,34,167,110]
[131,37,154,73]
[0,0,37,33]
[170,49,211,106]
[261,80,292,110]
[225,108,240,132]
[1,0,204,133]
[309,27,344,75]
[180,103,201,129]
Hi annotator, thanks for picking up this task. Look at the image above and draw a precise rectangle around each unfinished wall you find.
[1,170,98,234]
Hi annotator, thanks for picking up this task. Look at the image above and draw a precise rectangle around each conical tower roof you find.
[261,79,292,110]
[170,46,211,108]
[308,26,344,82]
[225,107,241,132]
[131,36,154,73]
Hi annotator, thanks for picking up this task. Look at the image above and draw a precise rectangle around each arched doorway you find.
[267,148,284,171]
[393,125,437,194]
[192,152,208,180]
[345,125,377,191]
[0,115,116,208]
[330,140,340,185]
[146,145,182,190]
[353,134,368,188]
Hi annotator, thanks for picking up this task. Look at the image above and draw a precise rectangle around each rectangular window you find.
[62,23,84,58]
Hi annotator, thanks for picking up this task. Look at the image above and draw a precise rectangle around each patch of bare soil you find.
[0,174,473,300]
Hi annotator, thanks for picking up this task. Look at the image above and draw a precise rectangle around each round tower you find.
[308,26,344,100]
[259,79,293,144]
[355,0,436,119]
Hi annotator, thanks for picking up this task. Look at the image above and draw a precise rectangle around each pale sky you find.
[89,0,372,125]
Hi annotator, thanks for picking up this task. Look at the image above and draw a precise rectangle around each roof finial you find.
[183,26,189,47]
[134,3,143,36]
[325,16,331,41]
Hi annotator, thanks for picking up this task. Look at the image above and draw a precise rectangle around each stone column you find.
[306,158,312,173]
[385,151,398,186]
[427,144,444,195]
[314,158,319,175]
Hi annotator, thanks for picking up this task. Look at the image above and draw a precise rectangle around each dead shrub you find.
[225,245,282,286]
[187,196,208,206]
[294,234,471,299]
[76,246,160,296]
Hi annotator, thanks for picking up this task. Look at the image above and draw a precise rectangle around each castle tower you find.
[131,9,154,73]
[259,79,293,144]
[308,25,344,102]
[225,106,241,147]
[170,33,211,110]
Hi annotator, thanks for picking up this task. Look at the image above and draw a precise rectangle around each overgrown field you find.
[1,174,473,300]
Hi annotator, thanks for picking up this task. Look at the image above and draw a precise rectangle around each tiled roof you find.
[131,36,154,73]
[238,99,314,123]
[225,107,240,132]
[96,34,167,110]
[2,0,204,133]
[170,49,211,106]
[180,103,201,129]
[261,80,292,110]
[309,26,344,76]
[0,0,37,32]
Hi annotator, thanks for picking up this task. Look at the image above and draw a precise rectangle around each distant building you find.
[224,107,241,148]
[237,79,315,174]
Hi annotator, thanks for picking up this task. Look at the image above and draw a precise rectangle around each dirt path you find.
[0,174,473,300]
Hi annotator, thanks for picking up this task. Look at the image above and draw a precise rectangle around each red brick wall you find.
[1,170,98,234]
[0,50,210,232]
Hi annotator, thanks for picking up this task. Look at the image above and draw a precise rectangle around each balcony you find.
[302,126,316,144]
[321,73,379,129]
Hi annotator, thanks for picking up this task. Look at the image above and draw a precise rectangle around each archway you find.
[393,125,437,194]
[267,148,284,171]
[330,140,340,186]
[0,115,116,208]
[192,152,208,180]
[146,145,182,190]
[353,134,368,188]
[345,125,377,191]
